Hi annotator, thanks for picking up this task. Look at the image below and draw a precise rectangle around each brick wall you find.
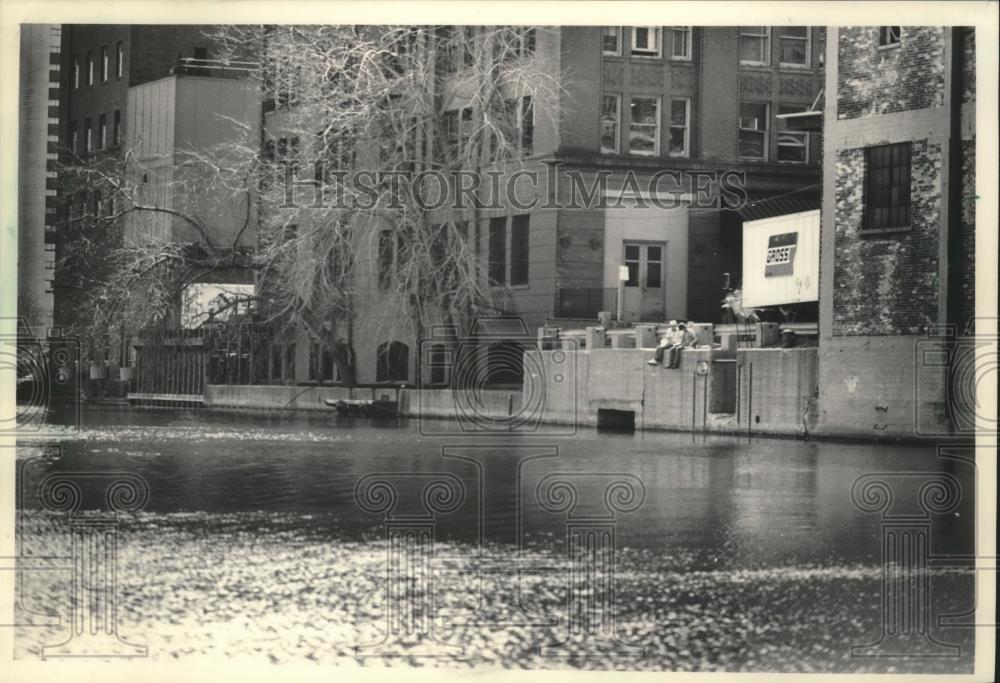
[686,209,726,321]
[958,139,976,334]
[961,27,975,104]
[837,27,946,119]
[832,139,942,335]
[129,25,227,87]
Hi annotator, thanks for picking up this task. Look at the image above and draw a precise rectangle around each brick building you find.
[17,25,61,336]
[815,26,976,437]
[264,26,826,388]
[54,25,258,395]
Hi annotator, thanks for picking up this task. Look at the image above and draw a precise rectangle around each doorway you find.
[621,241,666,322]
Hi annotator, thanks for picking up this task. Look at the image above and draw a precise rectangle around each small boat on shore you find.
[325,397,399,418]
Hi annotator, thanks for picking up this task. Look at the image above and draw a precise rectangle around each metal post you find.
[616,281,623,323]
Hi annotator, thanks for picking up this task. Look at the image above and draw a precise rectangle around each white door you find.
[622,241,666,322]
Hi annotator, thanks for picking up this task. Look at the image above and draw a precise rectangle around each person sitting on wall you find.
[647,321,681,367]
[667,323,696,368]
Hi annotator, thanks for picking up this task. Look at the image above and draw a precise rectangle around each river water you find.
[13,405,978,670]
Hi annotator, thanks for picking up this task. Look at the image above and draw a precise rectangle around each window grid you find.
[602,27,622,56]
[777,104,809,163]
[863,143,911,232]
[631,27,662,58]
[671,27,692,60]
[738,102,768,160]
[668,98,690,157]
[779,27,810,67]
[629,96,660,156]
[739,26,771,65]
[600,94,621,154]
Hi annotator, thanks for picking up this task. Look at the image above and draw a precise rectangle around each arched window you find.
[377,341,409,383]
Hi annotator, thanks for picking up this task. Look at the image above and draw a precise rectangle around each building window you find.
[270,344,283,381]
[602,27,622,56]
[100,45,109,82]
[600,94,620,154]
[437,27,460,73]
[863,143,910,231]
[116,41,124,79]
[777,104,808,163]
[322,345,337,382]
[488,216,507,285]
[779,27,810,66]
[68,121,77,154]
[442,108,460,162]
[86,50,94,86]
[98,113,106,149]
[428,343,449,385]
[624,244,639,287]
[309,342,337,383]
[739,26,770,65]
[460,106,473,159]
[521,96,534,156]
[72,55,80,89]
[645,245,662,288]
[516,28,536,57]
[878,26,901,48]
[84,117,92,152]
[668,98,690,157]
[738,102,768,159]
[628,96,659,156]
[378,229,394,288]
[113,110,121,146]
[671,27,692,60]
[284,343,296,381]
[510,215,530,286]
[376,341,409,383]
[631,27,662,57]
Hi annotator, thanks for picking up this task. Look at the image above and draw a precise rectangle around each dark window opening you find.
[428,343,448,385]
[377,341,409,383]
[863,142,911,232]
[378,230,394,288]
[624,244,640,287]
[510,214,530,286]
[878,27,901,47]
[597,408,636,432]
[521,96,534,156]
[488,217,507,285]
[646,245,662,288]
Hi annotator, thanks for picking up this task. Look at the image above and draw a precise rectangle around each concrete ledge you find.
[204,384,359,411]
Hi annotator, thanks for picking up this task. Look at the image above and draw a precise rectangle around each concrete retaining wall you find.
[531,346,739,432]
[737,348,819,437]
[816,337,950,440]
[204,338,951,441]
[205,384,362,411]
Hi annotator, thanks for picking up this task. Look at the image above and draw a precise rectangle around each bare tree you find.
[57,25,559,387]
